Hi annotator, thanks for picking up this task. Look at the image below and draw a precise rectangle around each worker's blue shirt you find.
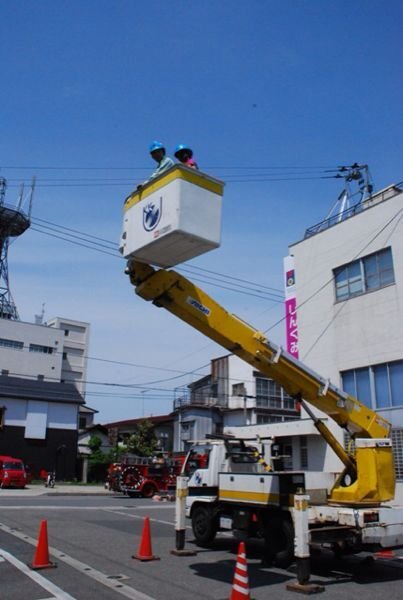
[149,156,175,181]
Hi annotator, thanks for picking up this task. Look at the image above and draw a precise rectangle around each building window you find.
[181,421,194,441]
[0,406,5,428]
[334,247,395,302]
[256,414,297,424]
[29,344,54,354]
[341,359,403,409]
[79,416,87,429]
[215,422,223,435]
[257,414,283,424]
[255,377,296,411]
[232,383,246,396]
[300,436,308,469]
[63,352,67,360]
[64,329,69,336]
[0,337,23,350]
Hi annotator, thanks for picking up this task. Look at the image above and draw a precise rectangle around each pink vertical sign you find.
[284,255,299,358]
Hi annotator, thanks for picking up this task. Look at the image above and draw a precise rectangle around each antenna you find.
[325,163,373,223]
[0,177,32,320]
[34,303,46,325]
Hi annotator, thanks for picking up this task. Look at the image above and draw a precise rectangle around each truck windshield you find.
[182,446,211,475]
[3,462,23,470]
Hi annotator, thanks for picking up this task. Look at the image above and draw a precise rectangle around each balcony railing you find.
[173,394,227,410]
[304,183,403,239]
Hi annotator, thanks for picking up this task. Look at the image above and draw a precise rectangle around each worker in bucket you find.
[137,141,175,191]
[148,140,175,180]
[174,144,198,169]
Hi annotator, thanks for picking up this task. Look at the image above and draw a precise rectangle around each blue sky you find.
[1,1,402,423]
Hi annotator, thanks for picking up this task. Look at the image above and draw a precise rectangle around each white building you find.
[173,354,300,452]
[288,183,403,481]
[0,316,90,396]
[47,317,90,396]
[0,316,91,479]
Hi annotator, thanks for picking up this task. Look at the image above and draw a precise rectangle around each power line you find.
[0,370,192,396]
[29,220,285,301]
[1,164,341,171]
[179,264,283,295]
[31,215,284,294]
[5,174,337,188]
[32,216,116,246]
[30,226,121,259]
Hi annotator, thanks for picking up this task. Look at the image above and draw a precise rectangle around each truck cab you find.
[0,455,27,489]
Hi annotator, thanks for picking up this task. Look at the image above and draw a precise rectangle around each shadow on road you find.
[188,536,403,590]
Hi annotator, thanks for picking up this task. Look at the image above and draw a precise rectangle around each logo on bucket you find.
[143,197,162,232]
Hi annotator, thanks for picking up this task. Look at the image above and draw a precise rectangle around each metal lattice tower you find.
[0,177,33,320]
[325,163,374,223]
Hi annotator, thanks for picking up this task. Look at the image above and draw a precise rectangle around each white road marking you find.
[0,523,156,600]
[102,509,175,527]
[0,548,77,600]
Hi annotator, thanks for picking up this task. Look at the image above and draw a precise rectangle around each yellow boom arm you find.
[126,260,395,505]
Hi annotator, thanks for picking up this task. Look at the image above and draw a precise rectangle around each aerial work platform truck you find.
[121,166,403,573]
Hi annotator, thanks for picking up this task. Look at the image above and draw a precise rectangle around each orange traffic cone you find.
[29,520,56,570]
[229,541,251,600]
[132,516,160,561]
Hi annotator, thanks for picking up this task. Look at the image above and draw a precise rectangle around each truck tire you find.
[141,482,157,498]
[264,517,294,568]
[191,505,217,546]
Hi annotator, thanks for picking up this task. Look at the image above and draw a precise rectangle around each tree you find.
[126,420,158,457]
[88,435,105,464]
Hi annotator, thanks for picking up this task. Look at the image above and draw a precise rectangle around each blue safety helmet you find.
[174,144,193,158]
[149,140,165,153]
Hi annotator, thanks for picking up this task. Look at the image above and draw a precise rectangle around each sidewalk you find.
[0,484,110,497]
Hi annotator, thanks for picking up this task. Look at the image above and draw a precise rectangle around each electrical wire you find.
[1,162,345,189]
[4,174,338,188]
[1,164,342,171]
[179,265,283,296]
[32,216,117,247]
[29,219,285,300]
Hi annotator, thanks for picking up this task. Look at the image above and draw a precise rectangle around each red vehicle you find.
[0,456,27,489]
[115,454,186,498]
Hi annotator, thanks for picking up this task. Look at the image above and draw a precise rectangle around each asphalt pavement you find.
[1,487,403,599]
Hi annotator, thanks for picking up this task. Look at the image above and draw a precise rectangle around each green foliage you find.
[125,420,158,457]
[88,435,107,465]
[88,435,127,465]
[88,435,102,453]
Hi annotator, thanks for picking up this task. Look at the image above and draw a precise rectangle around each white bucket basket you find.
[120,165,224,268]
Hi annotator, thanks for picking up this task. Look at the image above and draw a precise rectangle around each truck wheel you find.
[264,517,294,568]
[142,483,157,498]
[191,505,217,546]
